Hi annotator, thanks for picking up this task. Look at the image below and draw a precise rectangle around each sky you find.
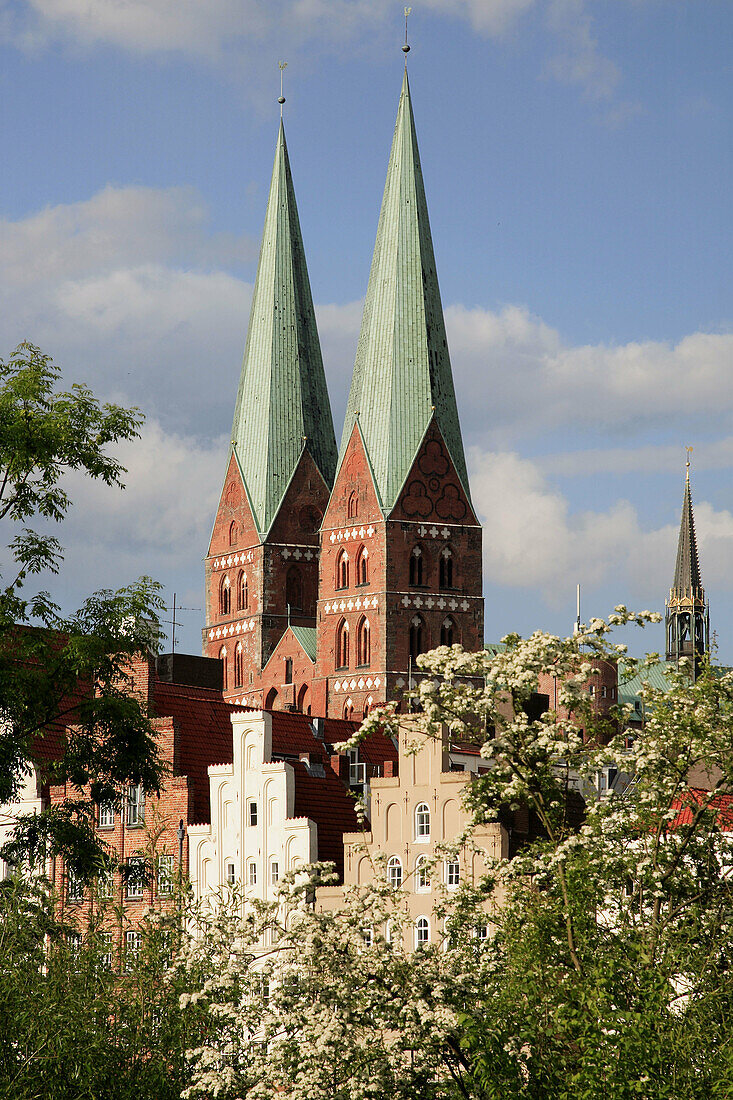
[1,0,731,661]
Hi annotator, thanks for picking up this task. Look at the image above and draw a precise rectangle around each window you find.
[99,931,114,969]
[98,871,114,900]
[357,616,370,667]
[439,546,453,589]
[589,684,596,699]
[286,566,303,612]
[445,859,460,889]
[361,927,373,948]
[388,856,403,889]
[237,570,248,610]
[248,861,257,886]
[284,657,293,685]
[98,803,115,828]
[343,701,354,720]
[126,856,145,899]
[476,924,489,942]
[347,491,358,519]
[234,643,244,688]
[67,932,82,959]
[248,801,258,826]
[226,862,236,886]
[415,917,430,947]
[385,921,393,945]
[220,575,231,616]
[440,617,455,647]
[336,549,349,590]
[409,615,425,662]
[126,784,145,827]
[271,861,279,886]
[219,645,228,690]
[157,854,174,897]
[409,546,424,586]
[602,685,608,699]
[336,619,349,669]
[125,930,141,971]
[415,854,430,892]
[415,803,430,840]
[67,869,83,904]
[356,545,368,585]
[229,520,239,546]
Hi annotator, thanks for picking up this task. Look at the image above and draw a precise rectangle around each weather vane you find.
[403,7,411,57]
[278,60,287,115]
[686,444,693,481]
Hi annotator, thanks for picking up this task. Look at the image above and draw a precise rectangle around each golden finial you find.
[686,445,693,482]
[278,61,287,116]
[403,7,412,58]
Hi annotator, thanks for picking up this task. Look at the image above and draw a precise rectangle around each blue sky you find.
[1,0,731,661]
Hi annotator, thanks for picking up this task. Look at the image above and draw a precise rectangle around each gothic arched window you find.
[409,546,424,587]
[336,619,349,670]
[219,575,231,616]
[356,545,369,586]
[237,571,248,611]
[439,546,453,589]
[409,615,425,662]
[336,550,349,590]
[440,617,455,647]
[348,491,358,519]
[286,566,303,611]
[229,521,239,547]
[357,616,370,667]
[219,646,228,690]
[234,643,243,688]
[343,701,354,720]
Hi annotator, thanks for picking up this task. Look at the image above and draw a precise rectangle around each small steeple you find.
[338,68,470,513]
[666,448,709,675]
[231,119,337,537]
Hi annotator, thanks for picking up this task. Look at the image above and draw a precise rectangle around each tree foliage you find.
[0,343,164,876]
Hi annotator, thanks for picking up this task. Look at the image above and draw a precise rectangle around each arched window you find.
[219,646,228,691]
[336,549,349,590]
[440,617,455,647]
[234,643,243,688]
[415,802,430,840]
[284,657,293,684]
[229,521,239,547]
[336,619,349,669]
[439,546,453,589]
[237,570,248,611]
[265,687,278,709]
[409,615,425,662]
[348,491,358,519]
[355,545,369,586]
[219,575,231,616]
[343,701,354,720]
[415,916,430,947]
[357,616,370,667]
[286,566,303,612]
[415,854,430,892]
[388,856,403,889]
[409,546,424,586]
[362,700,371,719]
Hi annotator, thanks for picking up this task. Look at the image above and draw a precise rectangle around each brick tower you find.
[312,70,484,719]
[203,120,337,708]
[665,454,709,678]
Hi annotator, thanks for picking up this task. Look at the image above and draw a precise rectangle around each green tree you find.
[181,612,733,1099]
[0,342,164,877]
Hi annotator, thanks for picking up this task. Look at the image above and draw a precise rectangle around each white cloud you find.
[544,0,620,101]
[544,438,733,479]
[469,447,733,605]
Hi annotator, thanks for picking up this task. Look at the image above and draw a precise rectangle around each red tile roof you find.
[668,789,733,831]
[291,761,361,879]
[269,712,397,771]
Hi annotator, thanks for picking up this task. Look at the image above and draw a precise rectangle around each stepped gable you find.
[339,70,470,515]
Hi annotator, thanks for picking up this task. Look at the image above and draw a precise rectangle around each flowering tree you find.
[181,611,733,1099]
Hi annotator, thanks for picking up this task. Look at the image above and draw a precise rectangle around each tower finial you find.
[686,444,693,483]
[278,60,287,116]
[402,7,411,60]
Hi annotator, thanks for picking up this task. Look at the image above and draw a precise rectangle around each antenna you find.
[160,593,201,653]
[574,583,581,635]
[403,6,411,59]
[278,60,287,116]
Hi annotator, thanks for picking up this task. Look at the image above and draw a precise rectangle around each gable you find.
[323,423,383,530]
[266,448,331,546]
[390,419,479,527]
[208,452,260,558]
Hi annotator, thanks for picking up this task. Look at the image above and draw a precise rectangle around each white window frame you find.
[445,858,460,889]
[415,854,431,892]
[126,856,145,899]
[98,803,115,828]
[126,783,145,827]
[226,861,236,886]
[248,861,257,886]
[157,854,174,897]
[125,930,141,971]
[66,869,84,904]
[415,802,430,841]
[99,931,114,969]
[415,916,430,947]
[387,856,403,889]
[270,861,279,886]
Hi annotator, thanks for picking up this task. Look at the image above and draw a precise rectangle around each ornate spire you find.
[231,120,337,537]
[666,450,709,673]
[338,69,470,513]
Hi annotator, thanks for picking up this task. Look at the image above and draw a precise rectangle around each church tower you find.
[313,69,484,718]
[203,120,337,705]
[665,453,709,678]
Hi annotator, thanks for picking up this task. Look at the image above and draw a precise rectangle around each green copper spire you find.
[339,70,470,512]
[232,120,337,537]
